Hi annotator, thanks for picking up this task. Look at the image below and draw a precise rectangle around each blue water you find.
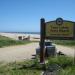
[22,32,40,34]
[3,32,40,34]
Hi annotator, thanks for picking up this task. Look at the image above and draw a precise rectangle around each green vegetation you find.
[0,60,42,75]
[0,35,31,47]
[47,56,75,75]
[47,56,73,68]
[52,40,75,46]
[0,56,75,75]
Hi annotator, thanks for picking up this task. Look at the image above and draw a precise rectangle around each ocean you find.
[2,32,40,34]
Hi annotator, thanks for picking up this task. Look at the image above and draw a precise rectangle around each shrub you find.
[48,56,73,68]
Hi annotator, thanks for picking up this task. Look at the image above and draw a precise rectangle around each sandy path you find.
[0,43,39,63]
[56,45,75,57]
[0,42,75,63]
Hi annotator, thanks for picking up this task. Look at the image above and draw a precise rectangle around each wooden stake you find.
[40,18,45,63]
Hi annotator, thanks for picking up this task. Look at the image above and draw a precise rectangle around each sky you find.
[0,0,75,32]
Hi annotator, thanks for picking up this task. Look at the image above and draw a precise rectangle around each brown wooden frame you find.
[45,20,75,40]
[40,18,75,63]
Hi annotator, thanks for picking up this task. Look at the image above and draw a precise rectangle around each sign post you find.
[40,18,45,63]
[40,17,75,63]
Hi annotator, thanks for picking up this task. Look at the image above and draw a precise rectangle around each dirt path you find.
[56,45,75,57]
[0,42,75,63]
[0,43,39,63]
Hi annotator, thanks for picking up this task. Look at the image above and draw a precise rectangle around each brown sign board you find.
[40,18,75,63]
[45,18,75,40]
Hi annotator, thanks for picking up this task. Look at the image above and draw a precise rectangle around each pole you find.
[73,47,75,64]
[73,23,75,64]
[40,18,45,63]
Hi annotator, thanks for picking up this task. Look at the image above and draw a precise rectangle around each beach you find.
[0,32,40,41]
[0,32,75,63]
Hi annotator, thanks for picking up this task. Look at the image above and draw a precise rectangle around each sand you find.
[0,32,40,41]
[0,32,74,63]
[56,45,75,57]
[0,42,39,63]
[0,42,74,63]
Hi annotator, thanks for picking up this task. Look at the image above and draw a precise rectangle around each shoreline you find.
[0,32,40,41]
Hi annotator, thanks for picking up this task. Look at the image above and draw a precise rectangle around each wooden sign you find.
[45,18,75,40]
[40,18,75,63]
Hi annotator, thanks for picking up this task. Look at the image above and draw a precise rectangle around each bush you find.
[0,60,41,75]
[0,35,32,47]
[47,56,75,75]
[48,56,73,68]
[0,40,31,47]
[58,66,75,75]
[52,40,75,46]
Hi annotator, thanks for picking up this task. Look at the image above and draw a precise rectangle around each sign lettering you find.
[46,19,74,38]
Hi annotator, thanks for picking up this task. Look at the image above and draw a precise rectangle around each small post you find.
[73,23,75,64]
[73,48,75,64]
[40,18,45,63]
